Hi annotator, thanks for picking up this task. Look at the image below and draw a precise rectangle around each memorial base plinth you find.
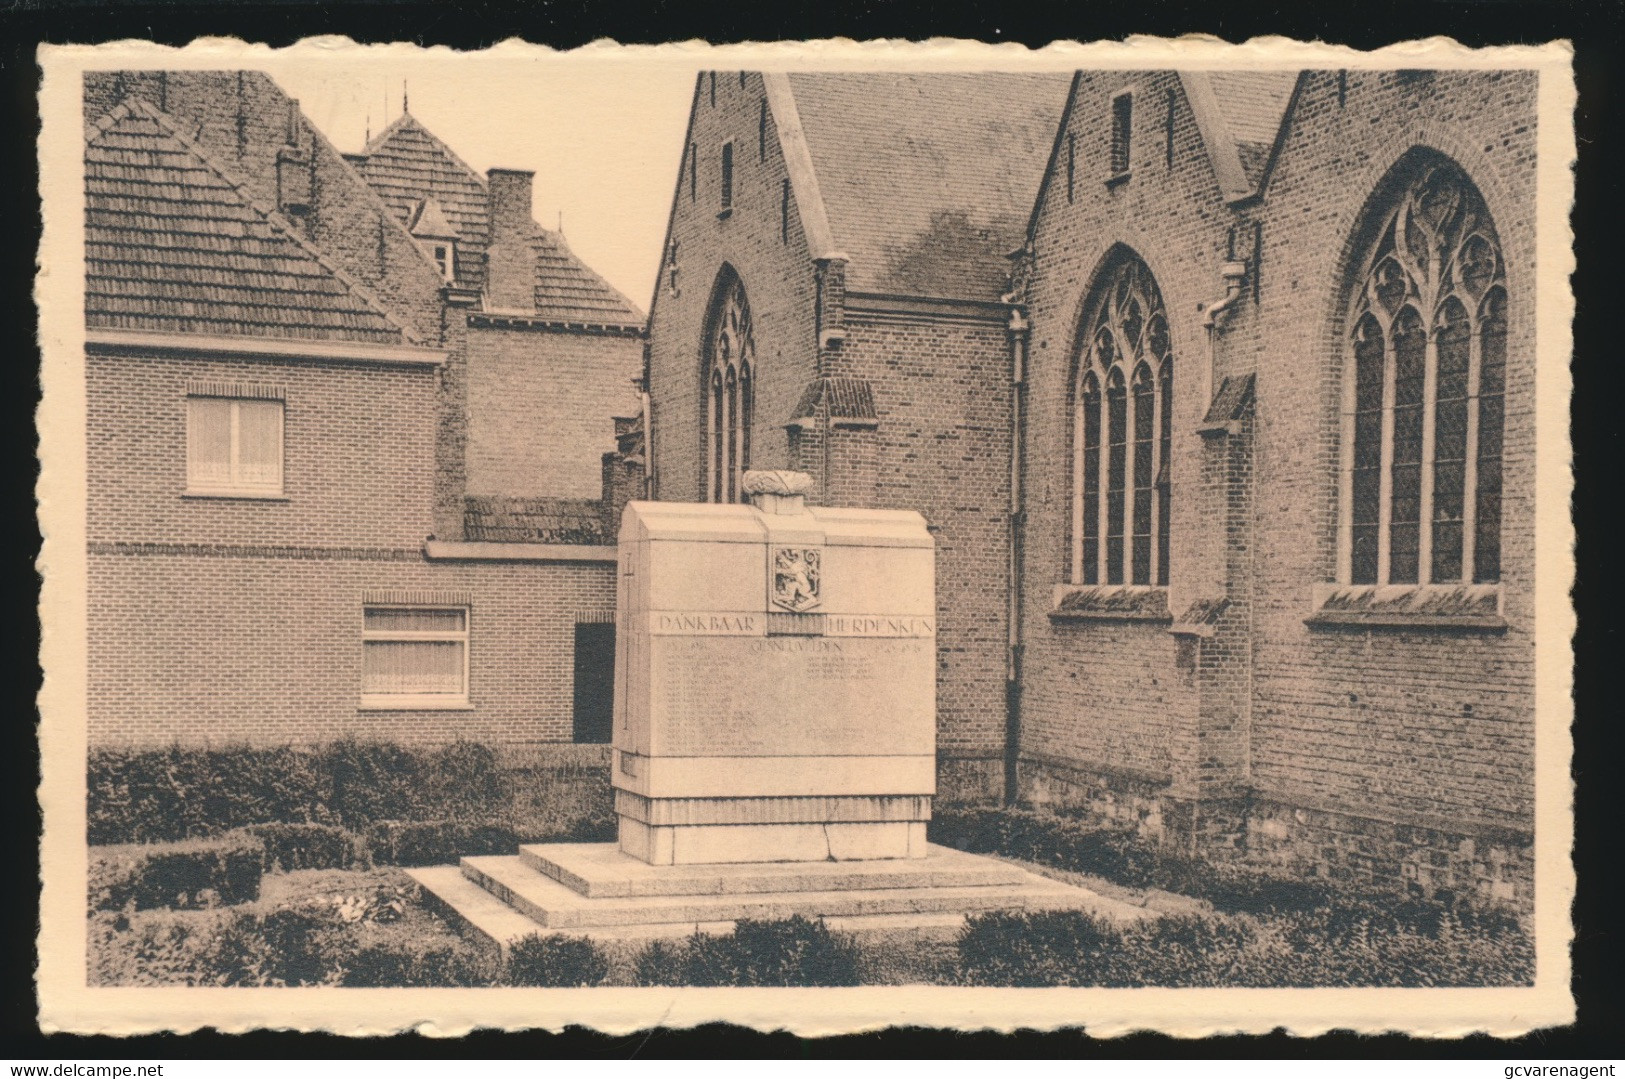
[407,842,1151,951]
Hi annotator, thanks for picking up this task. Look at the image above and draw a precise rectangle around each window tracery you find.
[1072,254,1173,587]
[1342,161,1506,585]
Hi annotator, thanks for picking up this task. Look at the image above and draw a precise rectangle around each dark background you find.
[5,0,1619,1059]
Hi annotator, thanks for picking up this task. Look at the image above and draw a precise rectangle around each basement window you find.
[1109,90,1133,182]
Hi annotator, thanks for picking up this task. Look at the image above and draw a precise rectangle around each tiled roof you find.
[355,113,643,324]
[84,99,408,344]
[526,226,646,324]
[356,114,492,269]
[782,72,1071,302]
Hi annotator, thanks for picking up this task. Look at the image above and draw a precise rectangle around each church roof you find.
[771,72,1072,302]
[84,98,409,344]
[354,113,644,324]
[1179,71,1302,203]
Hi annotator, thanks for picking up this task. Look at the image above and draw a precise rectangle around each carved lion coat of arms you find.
[770,547,822,613]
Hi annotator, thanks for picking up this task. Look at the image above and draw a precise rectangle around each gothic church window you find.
[702,273,756,502]
[1341,160,1506,585]
[1072,253,1172,586]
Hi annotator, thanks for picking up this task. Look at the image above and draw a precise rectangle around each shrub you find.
[955,903,1531,988]
[240,822,367,872]
[201,904,347,986]
[341,935,497,987]
[505,933,610,987]
[89,835,264,912]
[633,916,862,987]
[365,820,517,866]
[87,744,329,844]
[87,910,224,987]
[87,740,618,847]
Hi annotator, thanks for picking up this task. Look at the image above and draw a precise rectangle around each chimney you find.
[485,168,536,311]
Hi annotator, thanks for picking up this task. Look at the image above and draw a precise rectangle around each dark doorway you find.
[572,622,615,743]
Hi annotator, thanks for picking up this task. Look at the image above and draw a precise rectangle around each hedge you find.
[363,820,518,867]
[633,916,861,987]
[240,823,367,872]
[505,933,611,987]
[89,835,264,912]
[956,904,1533,987]
[88,738,613,847]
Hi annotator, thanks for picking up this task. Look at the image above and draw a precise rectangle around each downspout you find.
[640,388,655,500]
[1001,292,1031,806]
[1195,258,1248,407]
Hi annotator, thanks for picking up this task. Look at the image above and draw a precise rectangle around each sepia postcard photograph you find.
[33,35,1577,1039]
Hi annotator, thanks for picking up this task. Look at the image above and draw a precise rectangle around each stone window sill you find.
[1105,171,1132,189]
[1305,582,1507,632]
[359,696,474,711]
[1048,583,1171,624]
[183,490,289,502]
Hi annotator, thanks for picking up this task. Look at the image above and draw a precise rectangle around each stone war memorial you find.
[412,472,1136,941]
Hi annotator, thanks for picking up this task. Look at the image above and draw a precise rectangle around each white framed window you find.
[186,395,284,496]
[360,606,470,709]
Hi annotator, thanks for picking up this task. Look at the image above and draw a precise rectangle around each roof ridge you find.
[115,97,415,344]
[527,225,645,323]
[84,98,137,144]
[762,72,843,261]
[365,111,490,193]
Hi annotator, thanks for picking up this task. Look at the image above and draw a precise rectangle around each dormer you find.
[406,197,459,282]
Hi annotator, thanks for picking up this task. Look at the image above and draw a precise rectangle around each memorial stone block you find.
[613,470,937,865]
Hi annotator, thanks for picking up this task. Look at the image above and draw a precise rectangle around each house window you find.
[720,140,734,213]
[187,394,283,496]
[1110,91,1133,178]
[1071,253,1172,586]
[702,271,755,502]
[361,606,469,708]
[1340,159,1506,585]
[429,241,455,281]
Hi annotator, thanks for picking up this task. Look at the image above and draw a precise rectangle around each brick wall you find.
[838,313,1013,767]
[464,324,642,499]
[87,551,615,746]
[1018,69,1538,896]
[646,73,819,502]
[87,351,437,550]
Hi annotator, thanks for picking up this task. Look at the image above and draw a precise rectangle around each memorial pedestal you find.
[408,842,1149,947]
[409,474,1152,951]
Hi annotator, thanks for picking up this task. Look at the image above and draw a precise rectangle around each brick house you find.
[641,71,1072,800]
[84,71,643,749]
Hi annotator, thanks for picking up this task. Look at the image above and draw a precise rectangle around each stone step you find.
[460,854,1143,931]
[518,841,1029,898]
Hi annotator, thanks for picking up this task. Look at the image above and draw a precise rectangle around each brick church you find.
[642,69,1536,904]
[79,66,1539,904]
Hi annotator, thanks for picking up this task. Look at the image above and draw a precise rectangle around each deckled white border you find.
[36,35,1577,1039]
